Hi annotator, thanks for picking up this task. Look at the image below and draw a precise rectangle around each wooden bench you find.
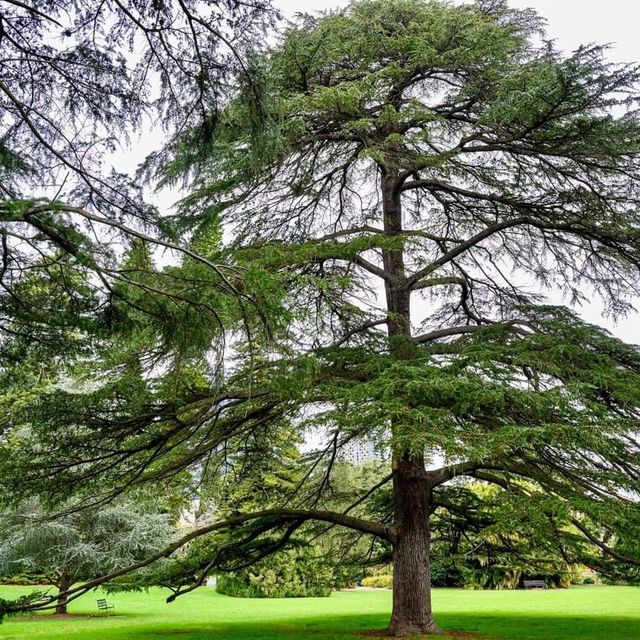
[523,579,548,589]
[97,598,114,613]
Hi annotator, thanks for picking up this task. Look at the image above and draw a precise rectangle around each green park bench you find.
[97,598,114,613]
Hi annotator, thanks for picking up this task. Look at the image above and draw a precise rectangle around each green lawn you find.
[0,585,638,640]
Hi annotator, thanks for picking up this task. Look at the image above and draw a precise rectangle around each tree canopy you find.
[0,495,174,614]
[0,0,276,365]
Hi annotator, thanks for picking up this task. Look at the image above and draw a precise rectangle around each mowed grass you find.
[0,585,638,640]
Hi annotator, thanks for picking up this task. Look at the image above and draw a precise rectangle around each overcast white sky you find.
[268,0,640,343]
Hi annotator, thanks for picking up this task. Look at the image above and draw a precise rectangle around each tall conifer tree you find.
[2,1,640,635]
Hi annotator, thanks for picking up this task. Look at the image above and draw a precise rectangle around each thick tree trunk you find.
[379,166,440,635]
[388,455,440,636]
[55,573,72,615]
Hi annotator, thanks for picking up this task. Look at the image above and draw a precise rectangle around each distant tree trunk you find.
[380,165,440,635]
[55,573,72,615]
[388,455,440,636]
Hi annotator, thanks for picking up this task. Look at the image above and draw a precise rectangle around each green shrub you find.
[0,572,47,586]
[430,557,465,587]
[361,574,392,588]
[332,562,362,590]
[583,577,595,585]
[216,547,334,598]
[216,574,265,598]
[462,565,522,590]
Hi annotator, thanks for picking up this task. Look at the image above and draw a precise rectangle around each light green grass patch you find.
[0,585,638,639]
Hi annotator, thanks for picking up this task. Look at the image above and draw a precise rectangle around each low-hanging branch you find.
[0,507,393,616]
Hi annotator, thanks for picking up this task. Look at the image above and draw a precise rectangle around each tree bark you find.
[380,166,440,635]
[55,573,72,615]
[388,455,440,636]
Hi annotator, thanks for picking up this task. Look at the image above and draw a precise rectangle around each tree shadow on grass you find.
[143,612,640,640]
[444,612,640,640]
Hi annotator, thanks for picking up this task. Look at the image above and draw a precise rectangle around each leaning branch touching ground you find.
[0,508,392,616]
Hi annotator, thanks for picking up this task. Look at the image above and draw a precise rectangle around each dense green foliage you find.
[0,0,275,392]
[429,483,585,589]
[216,547,334,598]
[0,497,174,613]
